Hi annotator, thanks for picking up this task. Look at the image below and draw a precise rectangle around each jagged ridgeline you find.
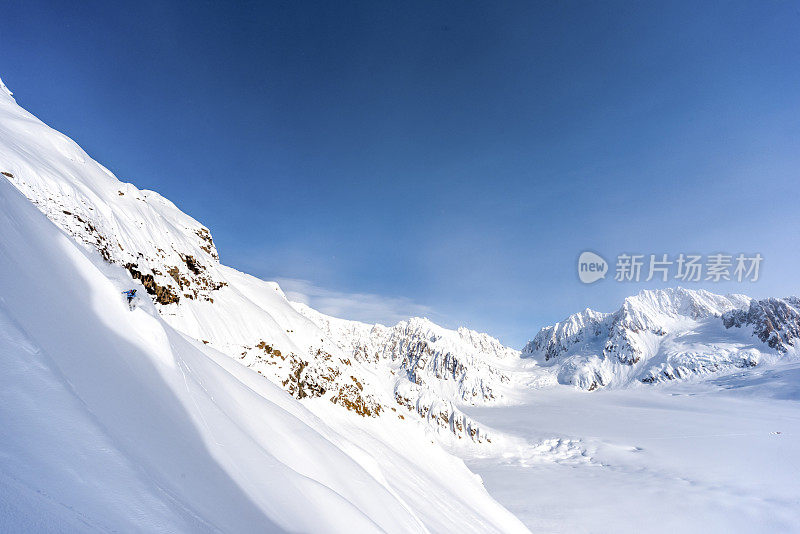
[0,78,518,443]
[523,288,800,390]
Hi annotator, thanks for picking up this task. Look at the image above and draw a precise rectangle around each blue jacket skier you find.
[123,289,137,306]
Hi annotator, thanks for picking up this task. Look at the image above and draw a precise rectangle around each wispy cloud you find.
[276,278,436,326]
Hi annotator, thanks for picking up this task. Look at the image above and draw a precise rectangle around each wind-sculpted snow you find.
[523,288,797,390]
[0,79,529,533]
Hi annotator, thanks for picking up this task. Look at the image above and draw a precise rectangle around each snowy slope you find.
[522,288,798,389]
[0,79,529,533]
[0,76,524,443]
[0,178,409,532]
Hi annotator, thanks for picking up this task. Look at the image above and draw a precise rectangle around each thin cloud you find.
[276,278,436,326]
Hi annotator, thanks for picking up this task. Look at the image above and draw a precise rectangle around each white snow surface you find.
[0,78,528,533]
[462,364,800,533]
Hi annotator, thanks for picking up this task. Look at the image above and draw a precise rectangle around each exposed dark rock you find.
[182,254,203,275]
[723,297,800,352]
[124,263,180,305]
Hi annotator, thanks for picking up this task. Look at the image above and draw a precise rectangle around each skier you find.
[122,289,137,309]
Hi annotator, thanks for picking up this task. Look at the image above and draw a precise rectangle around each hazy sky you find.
[2,1,799,347]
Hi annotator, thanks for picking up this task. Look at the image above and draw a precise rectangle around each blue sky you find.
[2,1,799,347]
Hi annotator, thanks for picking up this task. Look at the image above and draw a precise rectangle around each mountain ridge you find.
[0,75,515,444]
[523,287,799,389]
[0,75,530,533]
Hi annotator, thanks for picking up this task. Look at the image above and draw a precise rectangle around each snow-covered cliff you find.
[293,305,521,440]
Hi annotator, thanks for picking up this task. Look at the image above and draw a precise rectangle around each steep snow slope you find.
[0,179,408,532]
[0,83,529,533]
[522,288,798,389]
[0,77,518,442]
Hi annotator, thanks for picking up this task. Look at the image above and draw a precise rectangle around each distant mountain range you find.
[523,287,799,389]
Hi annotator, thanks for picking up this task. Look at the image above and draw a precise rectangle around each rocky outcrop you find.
[242,342,383,417]
[723,297,800,352]
[299,309,517,404]
[284,309,519,443]
[5,170,224,306]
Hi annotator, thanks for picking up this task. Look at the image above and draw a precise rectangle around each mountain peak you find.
[522,287,792,389]
[621,287,752,322]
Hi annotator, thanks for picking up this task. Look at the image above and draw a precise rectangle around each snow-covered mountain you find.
[522,288,800,389]
[4,73,800,533]
[293,304,521,441]
[0,77,530,532]
[0,160,528,533]
[295,305,518,402]
[0,76,519,444]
